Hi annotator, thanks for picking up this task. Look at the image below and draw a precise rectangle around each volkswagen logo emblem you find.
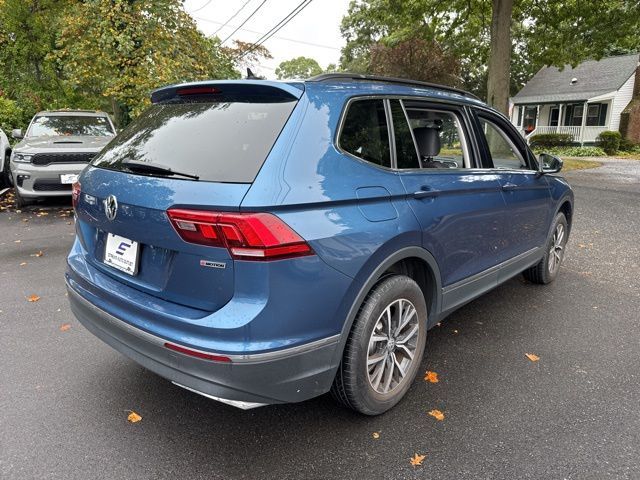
[104,195,118,221]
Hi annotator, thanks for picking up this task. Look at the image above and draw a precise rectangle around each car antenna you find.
[246,68,261,80]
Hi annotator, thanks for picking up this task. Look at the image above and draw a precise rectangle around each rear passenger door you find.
[472,110,552,266]
[391,99,506,306]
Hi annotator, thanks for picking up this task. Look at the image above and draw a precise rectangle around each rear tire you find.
[523,212,568,284]
[331,275,427,415]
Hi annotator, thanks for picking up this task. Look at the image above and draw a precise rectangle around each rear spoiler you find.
[150,80,305,104]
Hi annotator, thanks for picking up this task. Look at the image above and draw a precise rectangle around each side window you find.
[339,99,391,168]
[478,117,527,169]
[389,100,419,169]
[404,107,469,169]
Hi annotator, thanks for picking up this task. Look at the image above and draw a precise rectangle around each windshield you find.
[28,115,114,137]
[92,99,297,183]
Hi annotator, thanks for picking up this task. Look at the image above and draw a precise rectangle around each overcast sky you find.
[184,0,352,79]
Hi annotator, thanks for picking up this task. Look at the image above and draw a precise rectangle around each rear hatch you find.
[73,82,302,312]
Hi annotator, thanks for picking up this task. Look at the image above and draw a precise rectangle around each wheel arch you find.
[329,246,442,368]
[558,197,573,233]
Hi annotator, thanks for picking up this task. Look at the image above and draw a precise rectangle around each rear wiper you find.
[122,160,199,180]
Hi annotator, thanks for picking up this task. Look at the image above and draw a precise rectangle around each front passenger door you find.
[473,111,552,265]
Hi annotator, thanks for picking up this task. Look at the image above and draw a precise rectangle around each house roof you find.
[513,53,639,104]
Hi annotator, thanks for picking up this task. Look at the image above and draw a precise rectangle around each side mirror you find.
[11,129,23,140]
[538,153,563,175]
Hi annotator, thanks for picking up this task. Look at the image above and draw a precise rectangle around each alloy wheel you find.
[548,223,566,274]
[366,298,420,394]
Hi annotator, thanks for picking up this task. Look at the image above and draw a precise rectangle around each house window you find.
[571,105,584,126]
[523,106,537,133]
[586,103,608,126]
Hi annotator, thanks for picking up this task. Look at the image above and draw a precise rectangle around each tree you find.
[486,0,513,113]
[340,1,640,113]
[369,37,460,86]
[0,0,74,124]
[56,0,240,124]
[275,56,323,79]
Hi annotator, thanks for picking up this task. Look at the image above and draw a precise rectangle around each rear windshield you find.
[29,115,114,137]
[92,99,297,183]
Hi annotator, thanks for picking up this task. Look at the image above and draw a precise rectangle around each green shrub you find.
[533,146,606,157]
[528,133,575,148]
[617,137,640,152]
[0,97,24,134]
[596,130,622,155]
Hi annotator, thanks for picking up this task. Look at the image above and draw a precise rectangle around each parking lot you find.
[1,159,639,479]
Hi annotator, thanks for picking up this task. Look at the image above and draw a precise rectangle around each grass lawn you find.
[561,158,602,171]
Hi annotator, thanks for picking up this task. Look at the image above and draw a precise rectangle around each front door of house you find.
[549,107,559,126]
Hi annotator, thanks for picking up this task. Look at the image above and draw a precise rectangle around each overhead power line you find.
[195,16,339,50]
[237,0,315,60]
[221,0,267,45]
[212,0,253,36]
[190,0,214,14]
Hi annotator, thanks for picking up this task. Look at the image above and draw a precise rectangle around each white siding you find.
[610,71,636,131]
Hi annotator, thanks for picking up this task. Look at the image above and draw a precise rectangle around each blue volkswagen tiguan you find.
[66,74,573,415]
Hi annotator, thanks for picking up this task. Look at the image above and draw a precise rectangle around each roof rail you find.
[306,73,480,100]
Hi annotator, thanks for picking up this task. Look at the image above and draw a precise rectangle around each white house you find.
[511,53,640,144]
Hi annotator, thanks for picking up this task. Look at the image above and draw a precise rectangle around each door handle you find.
[501,182,518,192]
[413,186,440,199]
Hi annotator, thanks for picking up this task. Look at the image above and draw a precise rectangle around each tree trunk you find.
[486,0,513,115]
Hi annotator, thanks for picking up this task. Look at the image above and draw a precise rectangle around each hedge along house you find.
[511,53,640,145]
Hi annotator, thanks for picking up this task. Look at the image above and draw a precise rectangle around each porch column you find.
[558,104,564,130]
[579,101,588,146]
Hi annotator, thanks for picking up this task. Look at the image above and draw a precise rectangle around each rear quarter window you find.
[339,99,391,168]
[92,99,297,183]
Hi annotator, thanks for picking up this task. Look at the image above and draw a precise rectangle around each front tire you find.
[523,212,568,284]
[14,188,32,209]
[1,150,11,187]
[331,275,427,415]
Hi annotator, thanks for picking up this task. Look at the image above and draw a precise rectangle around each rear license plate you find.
[104,233,139,276]
[60,174,79,184]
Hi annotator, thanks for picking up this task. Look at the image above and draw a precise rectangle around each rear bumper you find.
[66,280,341,407]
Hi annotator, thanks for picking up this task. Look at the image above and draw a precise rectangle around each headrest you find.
[413,127,441,158]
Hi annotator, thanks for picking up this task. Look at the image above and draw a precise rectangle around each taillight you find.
[71,181,81,208]
[166,209,314,261]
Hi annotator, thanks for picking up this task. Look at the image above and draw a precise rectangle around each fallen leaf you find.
[14,240,21,243]
[127,411,142,423]
[428,409,445,421]
[453,329,459,334]
[410,453,426,467]
[372,432,380,439]
[424,371,439,383]
[525,353,540,362]
[27,294,40,302]
[59,323,71,332]
[19,262,27,266]
[31,250,44,257]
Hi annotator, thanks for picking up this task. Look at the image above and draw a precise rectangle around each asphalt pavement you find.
[0,160,639,479]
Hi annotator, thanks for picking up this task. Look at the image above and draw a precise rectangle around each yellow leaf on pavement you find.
[525,353,540,362]
[372,432,380,439]
[127,411,142,423]
[60,323,71,332]
[410,453,426,467]
[428,409,445,421]
[27,294,40,302]
[424,371,439,383]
